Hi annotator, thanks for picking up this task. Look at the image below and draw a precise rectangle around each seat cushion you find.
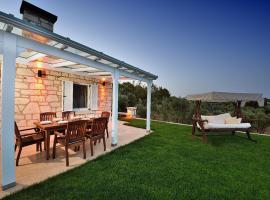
[21,133,44,145]
[202,123,251,130]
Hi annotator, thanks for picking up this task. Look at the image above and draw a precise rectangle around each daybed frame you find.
[191,100,255,142]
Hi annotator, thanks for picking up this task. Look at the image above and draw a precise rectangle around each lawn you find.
[4,119,270,200]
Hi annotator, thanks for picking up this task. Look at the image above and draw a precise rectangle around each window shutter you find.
[89,84,98,110]
[62,81,73,111]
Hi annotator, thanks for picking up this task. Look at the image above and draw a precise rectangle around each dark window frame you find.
[73,83,88,109]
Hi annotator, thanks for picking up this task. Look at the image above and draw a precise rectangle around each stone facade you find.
[0,63,112,129]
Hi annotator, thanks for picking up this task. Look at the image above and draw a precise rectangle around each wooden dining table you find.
[34,119,93,160]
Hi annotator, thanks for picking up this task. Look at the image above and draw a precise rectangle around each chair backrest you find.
[101,111,110,119]
[14,122,22,143]
[91,117,107,135]
[66,120,86,142]
[40,112,56,121]
[62,111,75,120]
[101,111,110,125]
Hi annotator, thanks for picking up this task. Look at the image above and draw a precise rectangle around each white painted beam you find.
[25,52,46,62]
[0,31,154,83]
[11,31,115,73]
[119,69,149,82]
[51,61,76,68]
[86,72,111,76]
[72,67,99,72]
[111,69,119,146]
[146,80,152,132]
[1,32,16,190]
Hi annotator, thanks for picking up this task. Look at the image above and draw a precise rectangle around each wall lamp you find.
[101,78,106,86]
[37,69,46,78]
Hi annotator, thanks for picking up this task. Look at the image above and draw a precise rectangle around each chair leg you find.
[36,143,39,152]
[65,145,69,166]
[40,142,42,152]
[103,136,106,151]
[106,124,109,138]
[90,140,94,156]
[83,141,86,159]
[16,146,22,166]
[52,135,57,159]
[14,144,17,152]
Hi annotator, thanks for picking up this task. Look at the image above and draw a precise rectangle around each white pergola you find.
[0,11,157,189]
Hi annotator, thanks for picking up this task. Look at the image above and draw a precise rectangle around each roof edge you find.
[0,10,158,80]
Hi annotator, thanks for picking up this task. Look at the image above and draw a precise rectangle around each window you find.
[62,81,98,111]
[73,84,88,109]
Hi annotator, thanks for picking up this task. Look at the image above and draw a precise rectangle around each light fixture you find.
[37,69,46,78]
[101,78,106,86]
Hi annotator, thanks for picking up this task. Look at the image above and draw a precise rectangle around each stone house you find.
[1,63,112,129]
[0,0,157,190]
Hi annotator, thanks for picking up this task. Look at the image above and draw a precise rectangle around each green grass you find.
[4,119,270,200]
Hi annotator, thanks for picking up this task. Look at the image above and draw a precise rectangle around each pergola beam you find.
[9,31,114,73]
[25,52,46,62]
[51,61,76,68]
[72,67,100,72]
[0,31,154,83]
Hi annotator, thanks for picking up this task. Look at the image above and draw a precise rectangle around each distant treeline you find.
[119,82,270,134]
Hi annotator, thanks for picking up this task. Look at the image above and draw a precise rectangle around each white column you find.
[111,69,119,146]
[146,80,152,132]
[1,32,17,190]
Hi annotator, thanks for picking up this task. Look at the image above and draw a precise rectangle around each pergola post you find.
[146,80,152,132]
[111,69,119,146]
[1,32,17,190]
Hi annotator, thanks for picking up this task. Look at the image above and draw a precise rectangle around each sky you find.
[1,0,270,97]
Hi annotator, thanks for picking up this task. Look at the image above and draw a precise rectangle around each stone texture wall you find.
[0,63,112,129]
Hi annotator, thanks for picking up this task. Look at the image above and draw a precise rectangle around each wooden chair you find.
[14,122,44,166]
[40,112,56,121]
[52,120,87,166]
[62,111,75,121]
[101,111,110,138]
[85,117,107,156]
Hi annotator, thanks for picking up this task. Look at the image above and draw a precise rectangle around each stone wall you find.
[0,63,112,129]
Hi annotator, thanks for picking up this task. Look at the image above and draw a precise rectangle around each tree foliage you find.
[118,82,270,134]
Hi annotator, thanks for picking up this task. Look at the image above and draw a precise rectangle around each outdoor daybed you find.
[186,92,264,142]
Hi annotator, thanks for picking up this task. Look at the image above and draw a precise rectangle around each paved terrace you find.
[0,121,148,198]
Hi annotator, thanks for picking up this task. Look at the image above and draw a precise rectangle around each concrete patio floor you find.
[0,121,148,198]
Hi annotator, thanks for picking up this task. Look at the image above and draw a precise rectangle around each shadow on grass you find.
[201,133,257,147]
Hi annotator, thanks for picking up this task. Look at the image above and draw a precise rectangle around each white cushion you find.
[201,113,231,124]
[225,117,242,124]
[198,122,251,130]
[201,115,222,124]
[218,113,232,121]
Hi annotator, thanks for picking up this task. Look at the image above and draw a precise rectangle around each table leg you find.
[46,130,50,160]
